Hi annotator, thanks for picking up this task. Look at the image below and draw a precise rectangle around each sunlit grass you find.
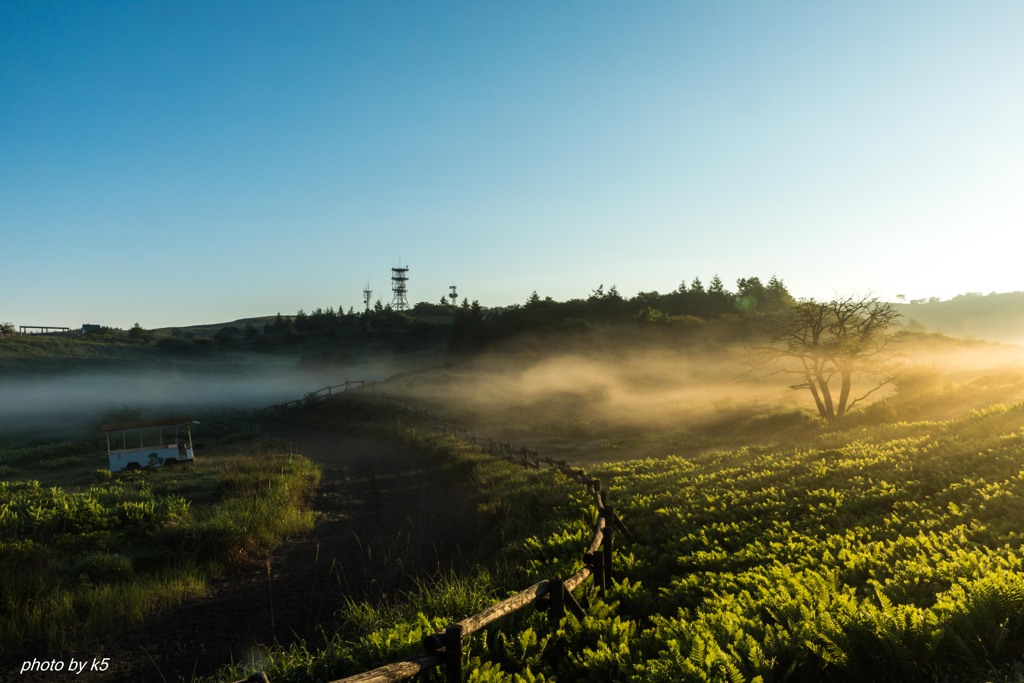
[0,566,209,651]
[0,432,320,654]
[210,387,1024,682]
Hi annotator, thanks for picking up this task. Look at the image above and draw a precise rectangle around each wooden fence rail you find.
[254,380,368,413]
[238,386,632,683]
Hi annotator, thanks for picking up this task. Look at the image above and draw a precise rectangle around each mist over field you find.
[379,331,1024,454]
[5,312,1024,446]
[390,345,790,427]
[0,354,405,437]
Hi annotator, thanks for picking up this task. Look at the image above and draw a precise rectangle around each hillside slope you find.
[895,292,1024,344]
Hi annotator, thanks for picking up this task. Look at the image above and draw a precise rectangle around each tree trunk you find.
[814,368,835,421]
[837,367,853,418]
[801,359,828,419]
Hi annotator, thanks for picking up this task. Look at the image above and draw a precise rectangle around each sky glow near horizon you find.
[2,1,1023,329]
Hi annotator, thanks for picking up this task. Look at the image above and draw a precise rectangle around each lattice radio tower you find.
[449,285,458,307]
[391,265,409,311]
[362,282,373,312]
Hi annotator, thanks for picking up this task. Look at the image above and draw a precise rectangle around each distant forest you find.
[258,281,1024,352]
[246,275,797,353]
[57,281,1024,356]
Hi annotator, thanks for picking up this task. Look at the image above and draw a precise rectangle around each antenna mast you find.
[449,285,458,307]
[362,282,373,312]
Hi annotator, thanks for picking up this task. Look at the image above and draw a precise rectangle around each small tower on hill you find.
[391,266,409,312]
[362,282,373,312]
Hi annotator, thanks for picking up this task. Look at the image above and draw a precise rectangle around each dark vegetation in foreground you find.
[0,420,320,655]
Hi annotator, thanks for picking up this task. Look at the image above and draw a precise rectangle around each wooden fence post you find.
[445,623,463,683]
[549,578,565,626]
[546,577,585,627]
[602,503,615,588]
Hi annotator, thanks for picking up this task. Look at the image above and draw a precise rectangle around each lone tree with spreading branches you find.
[762,296,900,422]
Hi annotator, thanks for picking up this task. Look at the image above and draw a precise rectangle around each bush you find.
[61,552,134,585]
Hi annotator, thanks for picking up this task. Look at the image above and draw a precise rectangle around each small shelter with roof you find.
[102,416,196,472]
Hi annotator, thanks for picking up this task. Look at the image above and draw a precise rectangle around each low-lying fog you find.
[0,354,407,437]
[383,345,803,440]
[379,334,1024,449]
[7,332,1024,446]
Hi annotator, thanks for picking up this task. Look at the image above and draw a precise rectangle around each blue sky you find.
[2,1,1022,329]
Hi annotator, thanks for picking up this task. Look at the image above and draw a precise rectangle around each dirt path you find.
[5,427,478,683]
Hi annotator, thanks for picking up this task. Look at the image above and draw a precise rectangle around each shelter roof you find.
[101,416,194,432]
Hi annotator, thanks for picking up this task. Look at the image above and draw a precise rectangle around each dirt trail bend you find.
[9,427,478,683]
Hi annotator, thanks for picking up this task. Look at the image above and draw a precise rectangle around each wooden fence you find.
[254,380,369,413]
[238,386,633,683]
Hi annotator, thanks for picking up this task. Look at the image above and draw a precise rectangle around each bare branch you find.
[846,378,894,412]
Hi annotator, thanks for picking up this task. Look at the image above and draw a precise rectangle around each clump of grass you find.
[60,551,134,584]
[37,454,93,469]
[0,561,209,649]
[0,439,98,468]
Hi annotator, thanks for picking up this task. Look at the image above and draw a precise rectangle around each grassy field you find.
[0,332,152,369]
[584,402,1024,682]
[199,343,1024,683]
[7,321,1024,681]
[0,420,320,654]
